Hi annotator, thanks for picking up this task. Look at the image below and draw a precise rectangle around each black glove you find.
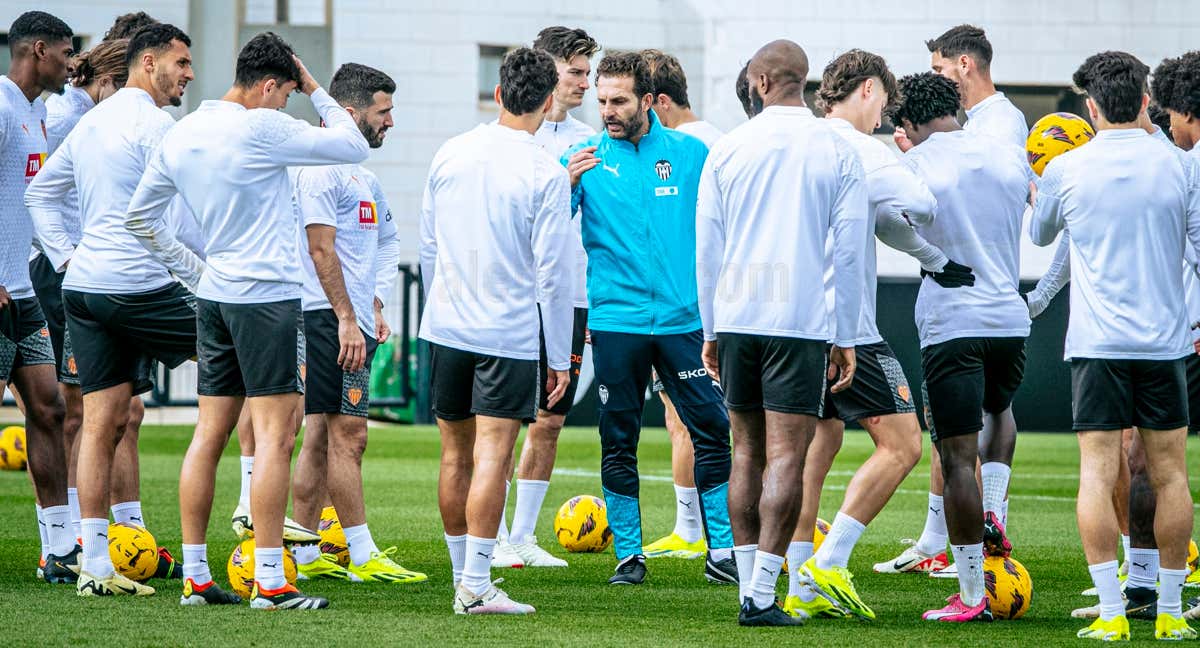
[921,259,975,288]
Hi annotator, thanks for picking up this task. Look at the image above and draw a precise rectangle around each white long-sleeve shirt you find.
[823,118,939,345]
[0,76,47,299]
[296,164,399,335]
[418,122,575,369]
[675,120,724,148]
[903,130,1033,348]
[696,106,868,346]
[1030,128,1200,360]
[34,86,94,256]
[534,113,593,308]
[125,88,368,302]
[25,87,178,293]
[964,92,1028,149]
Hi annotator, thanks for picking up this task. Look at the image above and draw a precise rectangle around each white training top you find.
[38,85,94,253]
[1030,128,1200,360]
[823,118,939,345]
[964,92,1029,149]
[25,87,179,293]
[675,120,724,148]
[902,129,1033,348]
[1186,145,1200,343]
[0,76,47,299]
[296,163,400,336]
[534,113,594,308]
[418,122,575,369]
[125,88,369,303]
[696,106,868,346]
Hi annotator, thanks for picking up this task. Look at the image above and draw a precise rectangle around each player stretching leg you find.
[421,48,573,614]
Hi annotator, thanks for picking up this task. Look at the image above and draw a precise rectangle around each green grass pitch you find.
[0,423,1198,646]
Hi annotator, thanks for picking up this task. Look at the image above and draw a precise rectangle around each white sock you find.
[462,534,495,595]
[980,462,1011,519]
[916,493,948,556]
[786,541,814,598]
[293,544,320,565]
[110,501,145,527]
[711,547,732,561]
[1121,535,1131,562]
[734,544,757,602]
[35,505,49,561]
[239,455,254,507]
[497,481,510,542]
[1000,498,1009,527]
[182,544,211,584]
[67,488,81,539]
[43,505,75,556]
[815,512,865,570]
[445,533,466,586]
[344,523,380,567]
[951,543,986,606]
[1160,567,1188,617]
[750,550,785,608]
[1127,548,1160,590]
[256,546,286,590]
[509,479,549,545]
[81,518,114,578]
[671,484,703,543]
[1089,560,1124,621]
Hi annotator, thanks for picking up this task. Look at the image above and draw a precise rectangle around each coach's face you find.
[597,74,650,141]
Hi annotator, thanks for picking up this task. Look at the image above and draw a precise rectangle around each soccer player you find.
[643,49,724,146]
[696,39,866,626]
[492,25,599,570]
[886,71,1033,622]
[564,51,735,587]
[126,32,368,610]
[734,62,753,119]
[287,62,424,584]
[1030,51,1200,641]
[419,47,573,615]
[0,9,74,585]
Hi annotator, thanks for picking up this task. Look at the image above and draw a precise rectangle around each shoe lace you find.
[371,546,405,569]
[616,555,644,574]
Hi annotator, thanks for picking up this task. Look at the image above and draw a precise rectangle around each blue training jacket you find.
[563,110,708,336]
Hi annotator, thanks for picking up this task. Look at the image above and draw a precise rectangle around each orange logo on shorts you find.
[39,328,49,338]
[300,364,307,381]
[67,356,77,373]
[347,388,363,406]
[897,385,911,403]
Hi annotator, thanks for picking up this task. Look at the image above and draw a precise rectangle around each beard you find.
[357,118,386,148]
[155,71,183,107]
[606,109,646,141]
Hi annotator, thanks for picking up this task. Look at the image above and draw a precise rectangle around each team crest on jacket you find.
[654,159,672,181]
[598,384,609,405]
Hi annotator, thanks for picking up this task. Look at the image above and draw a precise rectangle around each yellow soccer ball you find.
[554,495,612,553]
[108,522,158,582]
[1025,112,1095,176]
[318,506,349,567]
[227,538,298,600]
[984,555,1033,620]
[0,425,27,471]
[813,517,831,553]
[1188,539,1199,573]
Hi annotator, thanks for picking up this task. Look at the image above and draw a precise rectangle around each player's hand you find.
[374,301,391,344]
[828,345,856,393]
[293,55,320,95]
[1193,338,1200,356]
[893,127,914,153]
[1028,180,1038,208]
[545,368,570,409]
[337,316,367,372]
[702,340,720,383]
[921,259,975,288]
[584,327,591,345]
[0,285,10,310]
[567,146,601,187]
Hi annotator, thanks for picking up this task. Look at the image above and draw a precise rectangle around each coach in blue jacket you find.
[562,51,734,586]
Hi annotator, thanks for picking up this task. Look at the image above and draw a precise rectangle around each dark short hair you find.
[735,62,753,118]
[926,24,992,70]
[817,49,898,113]
[104,12,157,41]
[532,26,599,62]
[641,49,690,108]
[1147,103,1172,135]
[329,63,396,108]
[125,22,190,69]
[596,51,653,99]
[499,47,558,115]
[1072,51,1149,124]
[8,11,73,55]
[887,72,961,127]
[235,32,301,88]
[1152,51,1200,118]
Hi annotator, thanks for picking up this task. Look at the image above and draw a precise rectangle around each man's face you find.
[901,117,931,147]
[37,38,74,91]
[353,91,394,148]
[151,40,194,107]
[863,78,888,131]
[1168,109,1197,151]
[597,74,648,141]
[259,78,298,111]
[930,52,966,103]
[554,54,590,111]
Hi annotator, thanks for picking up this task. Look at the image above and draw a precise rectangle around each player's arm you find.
[261,57,369,168]
[828,139,869,392]
[1029,161,1066,247]
[300,172,366,372]
[1184,155,1200,266]
[532,169,576,409]
[1025,233,1071,319]
[694,153,725,381]
[371,190,400,344]
[24,139,78,271]
[126,149,206,291]
[418,170,437,297]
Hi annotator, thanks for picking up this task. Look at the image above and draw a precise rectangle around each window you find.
[999,84,1090,127]
[478,44,512,103]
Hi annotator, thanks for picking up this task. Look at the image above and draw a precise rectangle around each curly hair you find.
[1073,51,1149,124]
[926,24,992,70]
[104,12,157,41]
[1147,103,1172,135]
[886,72,961,128]
[595,51,654,99]
[235,32,300,88]
[499,47,557,115]
[816,49,897,113]
[71,38,129,88]
[532,26,599,63]
[126,22,189,69]
[641,49,690,107]
[1152,51,1200,118]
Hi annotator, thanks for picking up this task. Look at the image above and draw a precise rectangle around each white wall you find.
[0,2,189,47]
